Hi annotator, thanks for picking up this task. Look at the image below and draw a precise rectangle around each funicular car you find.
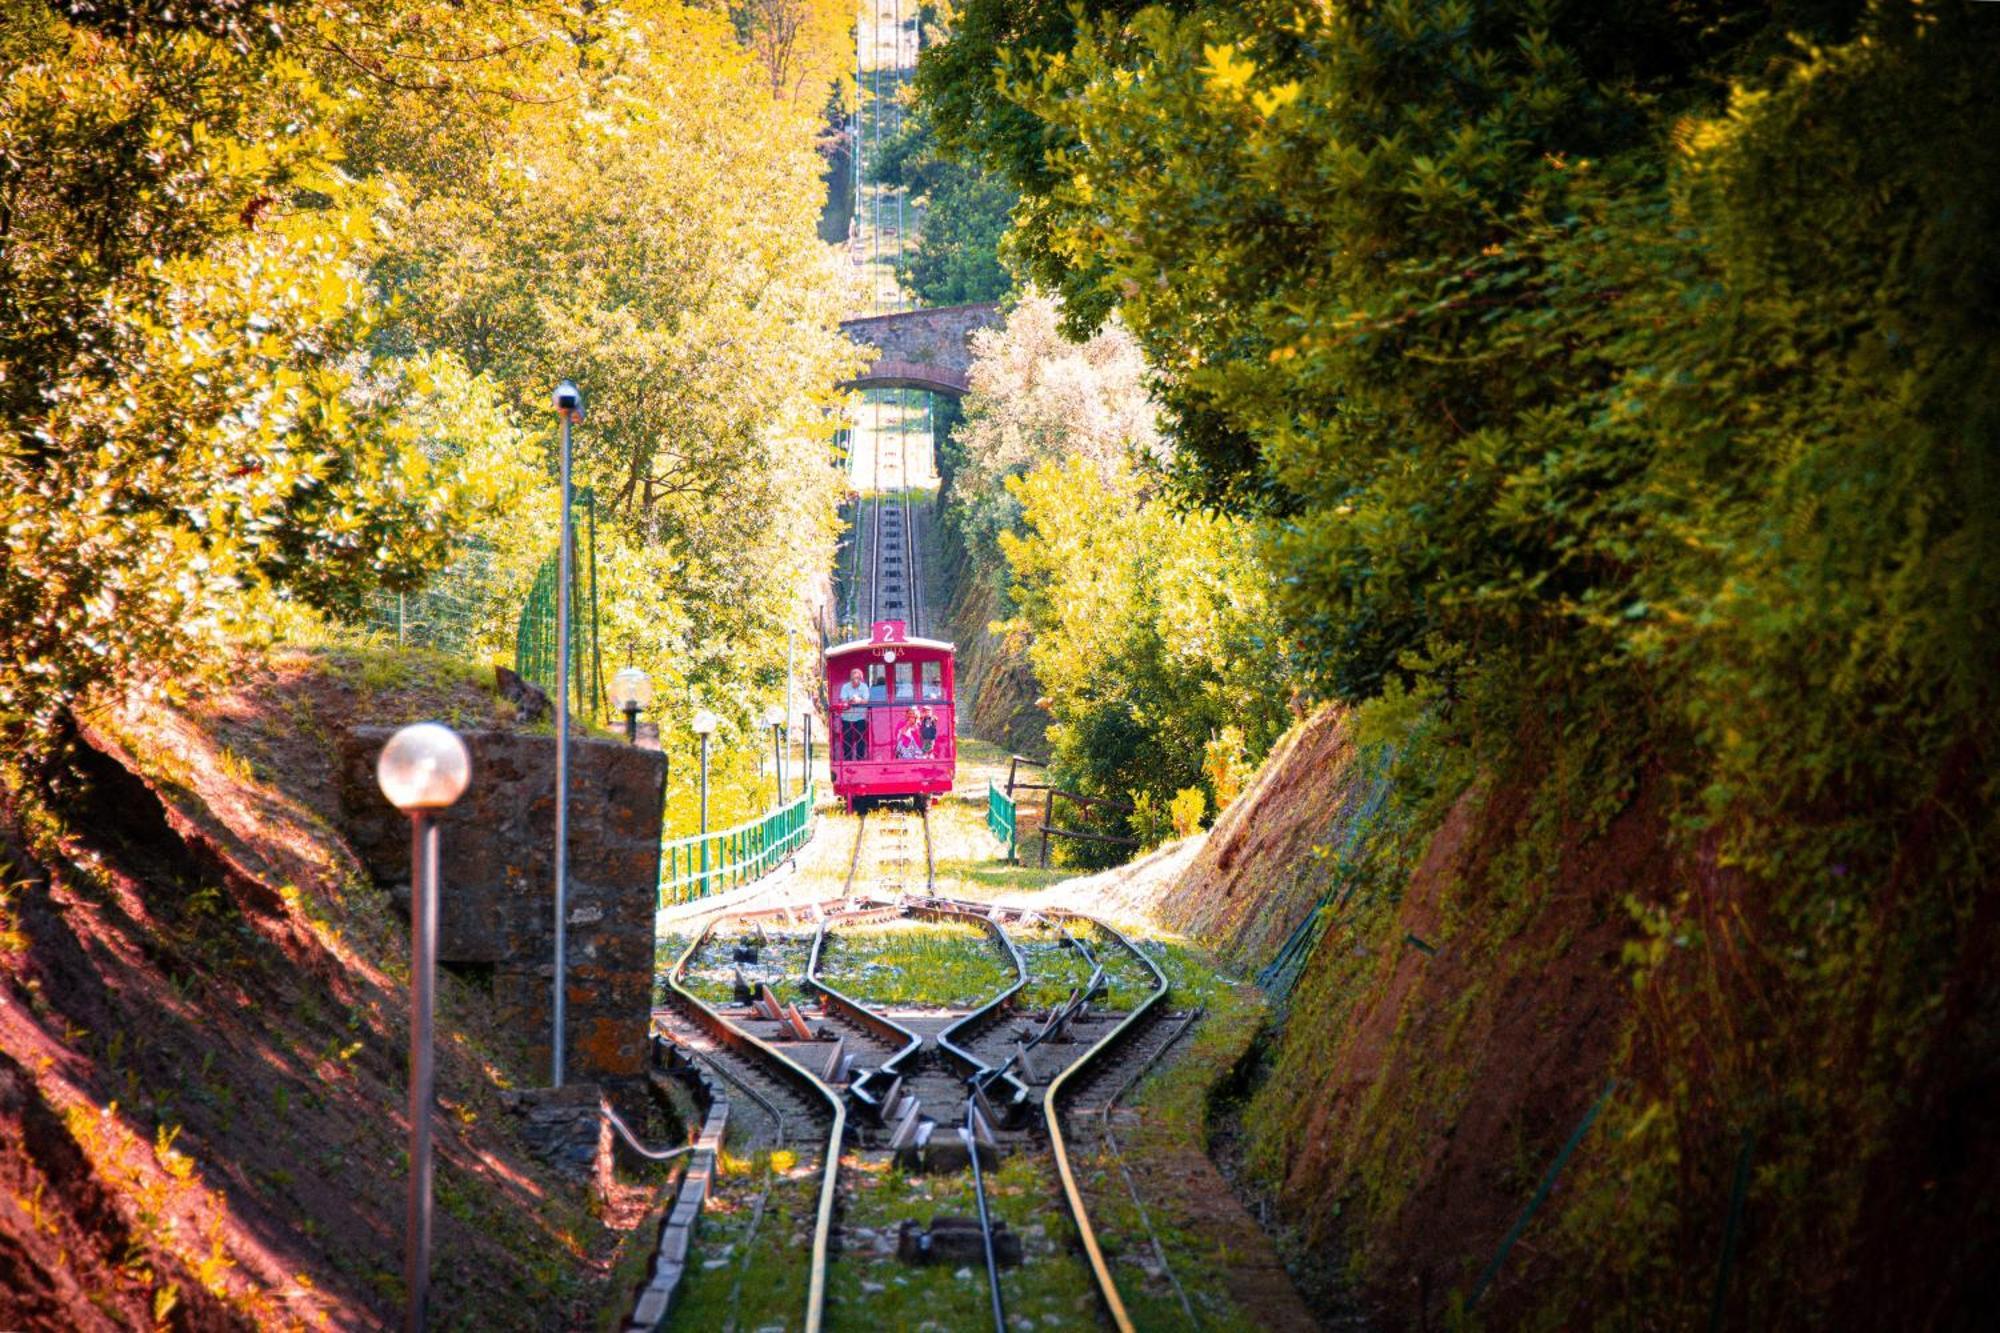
[824,619,956,811]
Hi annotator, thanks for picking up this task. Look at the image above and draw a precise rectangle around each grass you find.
[816,919,1016,1010]
[1080,941,1274,1331]
[665,1147,819,1330]
[666,924,821,1008]
[931,856,1068,895]
[1012,917,1162,1013]
[825,1152,1102,1331]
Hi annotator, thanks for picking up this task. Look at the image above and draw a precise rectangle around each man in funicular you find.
[839,667,870,760]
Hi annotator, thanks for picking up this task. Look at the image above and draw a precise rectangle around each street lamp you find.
[608,667,653,744]
[551,379,582,1089]
[376,723,471,1333]
[766,703,787,808]
[691,708,718,892]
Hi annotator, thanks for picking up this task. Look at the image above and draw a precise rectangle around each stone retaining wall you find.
[338,728,666,1092]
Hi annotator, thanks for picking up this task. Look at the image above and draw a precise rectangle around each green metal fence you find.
[514,487,604,721]
[660,783,817,905]
[987,780,1017,861]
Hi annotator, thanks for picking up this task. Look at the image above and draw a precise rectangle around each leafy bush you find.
[1168,786,1206,840]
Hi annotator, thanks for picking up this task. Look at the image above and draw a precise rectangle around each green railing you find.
[660,783,817,905]
[515,486,604,720]
[987,780,1017,861]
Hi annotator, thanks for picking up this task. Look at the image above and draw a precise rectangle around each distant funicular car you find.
[824,620,956,811]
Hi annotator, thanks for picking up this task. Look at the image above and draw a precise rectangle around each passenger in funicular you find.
[895,706,942,760]
[839,667,870,760]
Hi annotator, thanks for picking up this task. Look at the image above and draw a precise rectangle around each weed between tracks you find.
[816,919,1014,1010]
[827,1153,1102,1331]
[659,927,820,1008]
[668,1147,818,1330]
[1013,919,1160,1014]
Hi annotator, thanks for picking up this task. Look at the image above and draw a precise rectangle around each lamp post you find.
[551,380,582,1088]
[800,711,813,799]
[765,703,786,810]
[692,708,717,888]
[609,667,652,744]
[375,723,471,1333]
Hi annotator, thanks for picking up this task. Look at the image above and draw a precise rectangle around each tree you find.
[346,0,859,719]
[0,0,498,739]
[731,0,853,105]
[922,0,2000,1318]
[871,103,1017,306]
[946,291,1158,574]
[998,454,1289,861]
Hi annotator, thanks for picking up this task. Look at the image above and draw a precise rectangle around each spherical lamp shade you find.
[377,723,471,812]
[691,708,719,737]
[765,703,787,728]
[608,667,654,713]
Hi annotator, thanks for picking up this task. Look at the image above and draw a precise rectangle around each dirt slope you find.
[1066,691,1996,1328]
[941,556,1047,760]
[1059,704,1646,1323]
[0,648,638,1331]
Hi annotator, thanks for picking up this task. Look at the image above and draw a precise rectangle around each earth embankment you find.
[0,649,646,1330]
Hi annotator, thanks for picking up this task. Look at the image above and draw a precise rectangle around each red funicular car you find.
[824,620,956,811]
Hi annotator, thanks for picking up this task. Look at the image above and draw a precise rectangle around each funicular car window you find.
[894,662,915,700]
[921,661,944,699]
[868,663,886,700]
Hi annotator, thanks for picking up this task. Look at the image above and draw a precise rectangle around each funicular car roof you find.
[823,635,956,659]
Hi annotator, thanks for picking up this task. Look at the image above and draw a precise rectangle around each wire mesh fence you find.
[515,486,605,722]
[359,535,502,657]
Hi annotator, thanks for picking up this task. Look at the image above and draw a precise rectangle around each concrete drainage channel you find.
[621,1043,730,1331]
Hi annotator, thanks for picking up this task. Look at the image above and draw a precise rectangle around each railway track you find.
[652,805,1188,1330]
[866,395,921,635]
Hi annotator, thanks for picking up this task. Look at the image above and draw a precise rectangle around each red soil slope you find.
[0,649,639,1331]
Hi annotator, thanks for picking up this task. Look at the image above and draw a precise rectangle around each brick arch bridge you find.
[838,302,1002,397]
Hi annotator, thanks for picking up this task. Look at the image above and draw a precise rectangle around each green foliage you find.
[946,291,1161,577]
[1201,724,1251,813]
[872,102,1018,306]
[998,454,1291,859]
[816,920,1015,1010]
[2,0,858,804]
[0,0,503,738]
[347,0,857,755]
[1168,785,1205,839]
[928,0,2000,1319]
[1128,789,1168,851]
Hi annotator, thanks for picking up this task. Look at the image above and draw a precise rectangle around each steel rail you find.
[667,914,847,1333]
[962,1114,1007,1333]
[1098,1007,1206,1327]
[900,396,920,635]
[869,410,884,624]
[827,893,1024,1333]
[1039,910,1172,1333]
[918,904,1031,1098]
[805,911,924,1074]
